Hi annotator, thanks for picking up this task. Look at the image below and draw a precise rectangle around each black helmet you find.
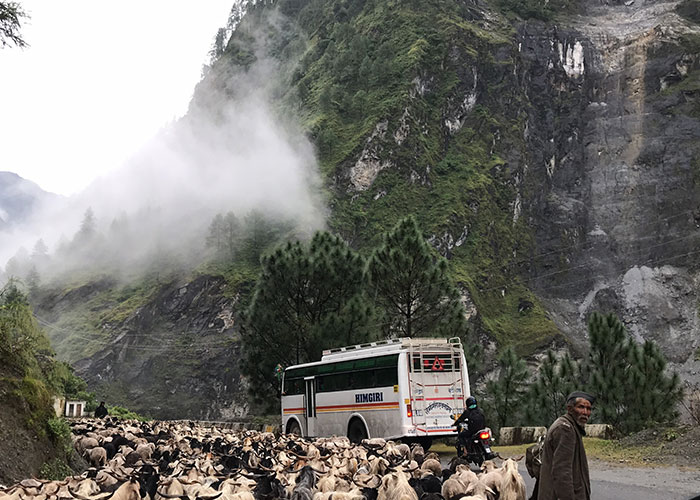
[466,396,478,410]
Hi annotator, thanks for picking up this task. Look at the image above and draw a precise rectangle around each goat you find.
[378,469,417,500]
[497,459,526,500]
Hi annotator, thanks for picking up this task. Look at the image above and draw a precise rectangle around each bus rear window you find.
[411,353,460,372]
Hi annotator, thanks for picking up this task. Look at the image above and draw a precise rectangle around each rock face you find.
[515,1,700,367]
[69,275,248,420]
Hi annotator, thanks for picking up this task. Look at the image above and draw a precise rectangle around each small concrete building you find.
[64,400,87,418]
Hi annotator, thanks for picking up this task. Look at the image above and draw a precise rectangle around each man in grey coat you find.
[537,391,594,500]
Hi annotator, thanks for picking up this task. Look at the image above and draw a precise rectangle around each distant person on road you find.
[94,401,108,418]
[453,395,486,445]
[537,391,594,500]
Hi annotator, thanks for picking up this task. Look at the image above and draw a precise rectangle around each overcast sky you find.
[0,0,233,196]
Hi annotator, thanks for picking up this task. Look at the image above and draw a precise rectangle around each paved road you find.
[440,454,700,499]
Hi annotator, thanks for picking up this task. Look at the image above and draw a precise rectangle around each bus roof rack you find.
[322,337,462,357]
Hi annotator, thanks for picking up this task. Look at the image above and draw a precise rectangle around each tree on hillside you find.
[0,1,27,48]
[367,216,468,338]
[241,231,379,410]
[73,207,98,249]
[485,346,529,430]
[525,350,579,426]
[240,210,294,265]
[585,312,634,429]
[206,213,225,255]
[584,312,683,434]
[206,211,242,261]
[622,340,682,433]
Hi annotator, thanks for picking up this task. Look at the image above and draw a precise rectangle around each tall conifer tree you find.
[526,350,579,426]
[485,346,529,430]
[585,312,682,433]
[242,231,378,410]
[367,216,467,338]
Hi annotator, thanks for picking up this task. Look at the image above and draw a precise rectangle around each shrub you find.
[39,458,73,481]
[108,405,149,422]
[47,417,71,444]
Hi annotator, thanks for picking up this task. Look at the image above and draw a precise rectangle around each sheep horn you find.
[155,489,188,499]
[196,493,223,500]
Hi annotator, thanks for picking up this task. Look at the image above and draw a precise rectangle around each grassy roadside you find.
[432,438,676,468]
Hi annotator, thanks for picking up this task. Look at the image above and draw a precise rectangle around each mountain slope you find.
[32,0,700,419]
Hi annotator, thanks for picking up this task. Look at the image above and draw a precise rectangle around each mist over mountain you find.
[0,171,61,231]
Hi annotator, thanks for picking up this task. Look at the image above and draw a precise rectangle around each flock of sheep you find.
[0,418,527,500]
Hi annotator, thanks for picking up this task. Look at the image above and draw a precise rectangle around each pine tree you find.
[584,312,683,434]
[240,210,293,265]
[206,213,225,256]
[585,312,632,429]
[526,350,579,426]
[367,216,468,339]
[242,231,378,411]
[624,340,683,433]
[25,265,40,298]
[73,207,98,249]
[485,346,529,430]
[222,211,241,260]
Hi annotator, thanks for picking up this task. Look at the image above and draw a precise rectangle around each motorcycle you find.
[455,423,498,466]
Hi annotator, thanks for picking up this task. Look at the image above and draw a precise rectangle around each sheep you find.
[441,475,468,500]
[463,479,496,500]
[135,442,155,461]
[77,436,100,454]
[420,459,442,478]
[378,469,418,500]
[85,446,108,467]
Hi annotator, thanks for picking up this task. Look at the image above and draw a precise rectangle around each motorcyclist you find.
[453,396,486,452]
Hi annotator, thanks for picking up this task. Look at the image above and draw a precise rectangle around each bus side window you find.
[375,367,398,386]
[354,370,374,389]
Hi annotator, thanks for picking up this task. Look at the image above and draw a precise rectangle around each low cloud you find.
[1,31,326,284]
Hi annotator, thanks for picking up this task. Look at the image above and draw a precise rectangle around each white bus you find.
[281,337,470,448]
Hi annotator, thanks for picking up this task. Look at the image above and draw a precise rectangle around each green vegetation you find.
[494,0,577,21]
[212,0,560,353]
[525,350,579,427]
[0,283,90,480]
[367,217,470,339]
[485,346,529,429]
[241,230,381,410]
[479,312,682,435]
[39,458,73,481]
[109,405,150,421]
[586,312,683,434]
[242,218,486,411]
[47,417,71,445]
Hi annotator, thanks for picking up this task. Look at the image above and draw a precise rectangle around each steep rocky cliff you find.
[514,1,700,370]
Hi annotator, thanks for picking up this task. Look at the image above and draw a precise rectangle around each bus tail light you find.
[406,404,412,418]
